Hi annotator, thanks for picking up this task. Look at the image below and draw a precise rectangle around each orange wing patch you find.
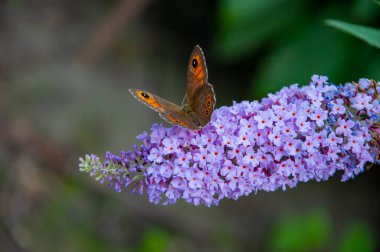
[190,54,205,80]
[194,66,205,80]
[135,90,161,110]
[129,89,164,113]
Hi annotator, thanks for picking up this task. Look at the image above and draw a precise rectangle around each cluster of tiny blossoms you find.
[79,75,380,206]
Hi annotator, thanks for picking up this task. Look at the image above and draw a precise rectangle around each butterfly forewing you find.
[129,88,201,129]
[186,45,208,106]
[129,89,169,113]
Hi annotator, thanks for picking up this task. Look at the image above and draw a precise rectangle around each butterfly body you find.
[129,45,215,130]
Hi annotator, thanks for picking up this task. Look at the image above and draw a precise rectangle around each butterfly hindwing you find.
[159,112,201,130]
[189,83,216,126]
[129,88,201,129]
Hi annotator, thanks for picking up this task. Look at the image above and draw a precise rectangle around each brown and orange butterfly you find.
[129,45,216,130]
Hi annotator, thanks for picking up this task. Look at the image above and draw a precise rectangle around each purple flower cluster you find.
[79,75,380,206]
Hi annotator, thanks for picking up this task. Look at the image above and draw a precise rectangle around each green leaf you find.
[251,19,352,98]
[267,210,331,252]
[214,0,307,62]
[326,19,380,48]
[137,227,171,252]
[338,222,377,252]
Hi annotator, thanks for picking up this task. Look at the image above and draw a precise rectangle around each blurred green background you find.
[1,0,380,251]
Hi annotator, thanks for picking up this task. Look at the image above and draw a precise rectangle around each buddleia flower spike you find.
[79,75,379,207]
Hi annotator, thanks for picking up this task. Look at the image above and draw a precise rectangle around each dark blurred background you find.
[1,0,380,251]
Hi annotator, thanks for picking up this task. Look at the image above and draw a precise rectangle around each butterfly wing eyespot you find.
[206,94,212,107]
[191,58,198,70]
[140,92,150,99]
[131,89,162,111]
[186,46,208,106]
[129,88,173,114]
[135,90,152,101]
[204,93,213,116]
[190,55,204,80]
[167,115,181,125]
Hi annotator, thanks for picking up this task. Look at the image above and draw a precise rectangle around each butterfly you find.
[129,45,216,130]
